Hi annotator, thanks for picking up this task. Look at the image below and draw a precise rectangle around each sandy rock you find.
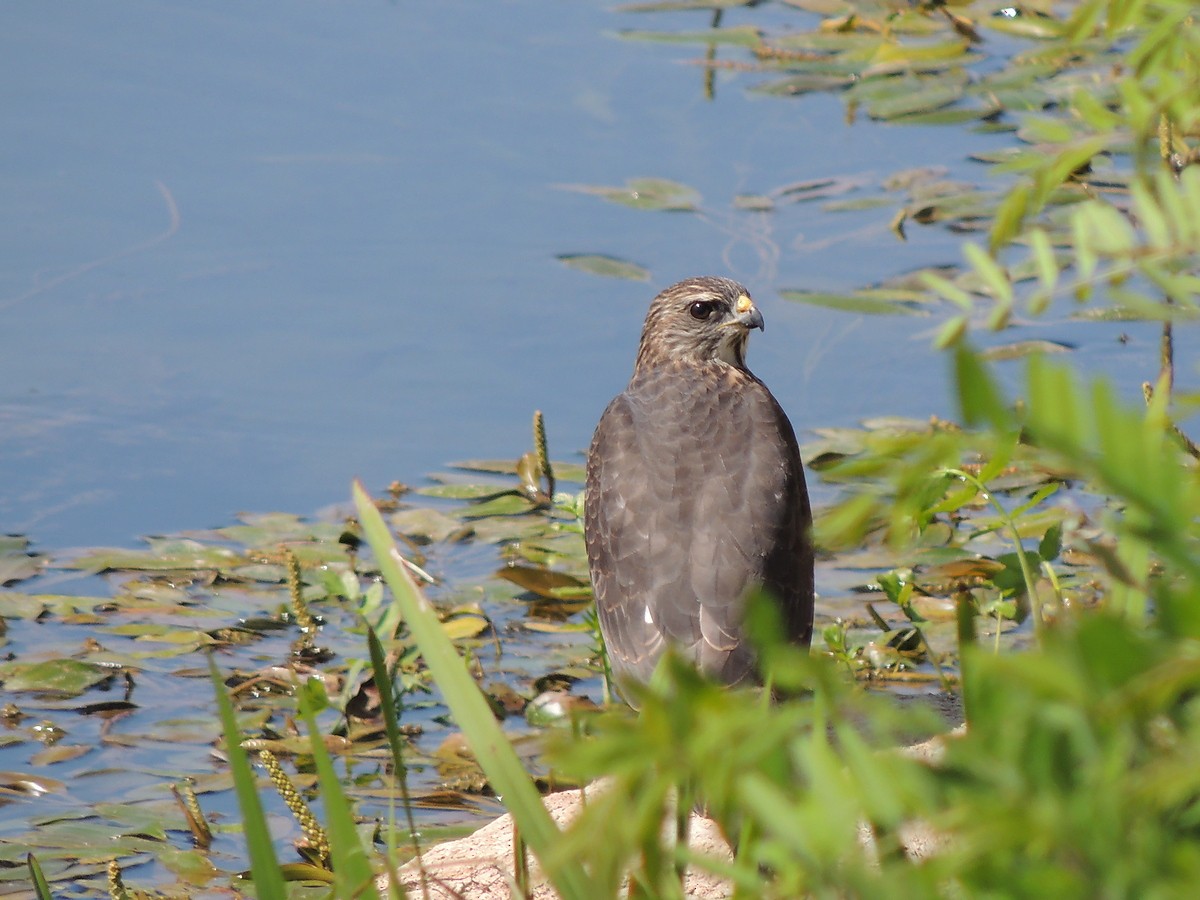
[388,784,733,899]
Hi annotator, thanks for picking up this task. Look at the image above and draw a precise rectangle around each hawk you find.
[584,276,813,697]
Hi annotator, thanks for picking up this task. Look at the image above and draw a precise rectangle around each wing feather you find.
[585,359,813,695]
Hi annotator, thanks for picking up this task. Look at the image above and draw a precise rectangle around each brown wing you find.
[584,360,812,694]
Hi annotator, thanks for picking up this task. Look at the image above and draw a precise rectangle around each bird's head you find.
[634,276,764,372]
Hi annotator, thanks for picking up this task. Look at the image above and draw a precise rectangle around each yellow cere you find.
[735,294,754,314]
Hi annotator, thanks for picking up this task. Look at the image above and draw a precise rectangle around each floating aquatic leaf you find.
[389,507,469,545]
[617,26,762,47]
[524,690,599,727]
[980,340,1074,361]
[522,620,593,634]
[0,551,42,586]
[779,289,932,315]
[558,177,700,211]
[558,254,650,281]
[495,565,590,600]
[0,771,66,796]
[0,659,113,696]
[0,593,53,620]
[859,78,964,121]
[774,175,870,203]
[0,535,31,554]
[416,482,516,500]
[551,462,586,483]
[468,514,552,545]
[892,104,996,126]
[214,514,345,548]
[617,0,754,11]
[450,459,522,474]
[732,193,774,211]
[984,10,1065,40]
[752,73,855,96]
[440,611,492,641]
[66,542,245,573]
[30,744,92,767]
[1072,304,1200,323]
[155,846,221,885]
[446,459,583,484]
[868,37,972,75]
[822,196,895,212]
[458,494,538,519]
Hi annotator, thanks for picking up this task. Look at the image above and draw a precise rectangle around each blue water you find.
[0,1,1166,551]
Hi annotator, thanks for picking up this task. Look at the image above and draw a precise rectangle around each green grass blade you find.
[26,854,52,900]
[353,479,592,900]
[367,626,428,898]
[297,691,384,899]
[208,655,288,900]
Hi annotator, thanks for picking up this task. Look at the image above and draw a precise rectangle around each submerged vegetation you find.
[5,0,1200,896]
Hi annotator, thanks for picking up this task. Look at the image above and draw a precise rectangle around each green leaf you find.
[1028,227,1058,292]
[964,242,1013,308]
[954,346,1012,430]
[26,854,52,900]
[934,315,968,349]
[921,270,974,311]
[297,694,380,899]
[1039,523,1063,562]
[209,656,287,900]
[989,180,1030,251]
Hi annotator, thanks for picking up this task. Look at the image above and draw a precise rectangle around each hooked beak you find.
[732,293,765,331]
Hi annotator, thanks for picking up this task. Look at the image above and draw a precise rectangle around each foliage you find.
[7,1,1200,896]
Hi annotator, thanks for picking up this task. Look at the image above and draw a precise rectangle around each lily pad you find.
[0,659,114,696]
[66,541,245,573]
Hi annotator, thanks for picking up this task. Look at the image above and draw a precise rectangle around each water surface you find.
[1,0,1032,550]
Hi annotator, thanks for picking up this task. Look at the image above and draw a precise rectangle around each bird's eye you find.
[689,300,717,321]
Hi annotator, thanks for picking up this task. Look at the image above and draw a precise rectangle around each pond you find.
[5,0,1020,552]
[0,1,1189,896]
